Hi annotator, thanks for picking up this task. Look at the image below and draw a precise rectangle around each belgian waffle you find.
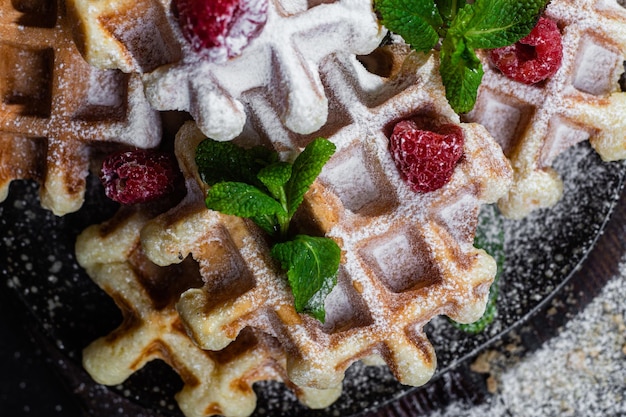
[0,0,161,216]
[465,0,626,219]
[66,0,383,141]
[140,48,513,392]
[76,205,341,417]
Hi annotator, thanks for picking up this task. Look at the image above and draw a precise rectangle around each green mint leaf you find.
[205,182,285,235]
[375,0,443,52]
[435,0,466,29]
[450,0,548,49]
[195,139,277,187]
[439,35,484,113]
[271,235,341,322]
[285,138,336,218]
[452,204,504,333]
[258,161,292,203]
[250,213,281,237]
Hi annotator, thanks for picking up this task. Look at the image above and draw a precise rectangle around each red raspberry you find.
[100,149,182,205]
[389,120,464,193]
[489,17,563,84]
[175,0,268,63]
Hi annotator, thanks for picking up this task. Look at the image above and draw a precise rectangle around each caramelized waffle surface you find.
[140,48,513,392]
[76,206,340,417]
[67,0,383,141]
[465,0,626,219]
[0,0,161,216]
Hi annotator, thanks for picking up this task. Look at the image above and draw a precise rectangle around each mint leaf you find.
[195,139,277,187]
[439,36,484,114]
[250,213,281,237]
[205,182,286,235]
[375,0,442,52]
[436,0,466,29]
[285,138,336,218]
[271,235,341,322]
[450,0,547,49]
[258,161,292,203]
[452,204,504,333]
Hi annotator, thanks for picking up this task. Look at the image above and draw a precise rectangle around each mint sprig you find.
[374,0,549,113]
[196,138,339,322]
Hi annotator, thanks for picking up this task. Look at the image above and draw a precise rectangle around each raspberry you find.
[389,120,464,193]
[489,17,563,85]
[100,149,182,205]
[175,0,268,63]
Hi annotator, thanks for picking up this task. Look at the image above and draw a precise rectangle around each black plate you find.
[1,141,625,417]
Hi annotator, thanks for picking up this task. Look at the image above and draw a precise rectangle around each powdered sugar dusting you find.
[465,0,626,218]
[72,0,383,141]
[2,1,626,414]
[425,254,626,417]
[0,0,161,215]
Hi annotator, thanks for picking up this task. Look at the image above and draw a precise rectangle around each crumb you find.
[486,375,499,394]
[470,350,498,374]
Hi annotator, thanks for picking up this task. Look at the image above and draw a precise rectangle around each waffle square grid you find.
[0,0,161,215]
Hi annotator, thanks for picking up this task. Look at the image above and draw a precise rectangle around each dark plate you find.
[1,141,625,417]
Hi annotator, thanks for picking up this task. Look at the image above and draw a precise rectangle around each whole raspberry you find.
[175,0,268,63]
[100,149,182,205]
[389,120,464,193]
[488,17,563,85]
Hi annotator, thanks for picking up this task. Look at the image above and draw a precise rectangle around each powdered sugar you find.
[70,0,383,141]
[2,1,625,414]
[0,0,161,215]
[466,0,626,218]
[425,254,626,417]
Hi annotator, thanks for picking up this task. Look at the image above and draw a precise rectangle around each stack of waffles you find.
[5,0,625,416]
[465,0,626,218]
[0,0,161,215]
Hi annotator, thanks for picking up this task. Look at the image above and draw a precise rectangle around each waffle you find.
[76,205,341,417]
[464,0,626,219]
[66,0,383,141]
[140,47,513,392]
[0,0,161,216]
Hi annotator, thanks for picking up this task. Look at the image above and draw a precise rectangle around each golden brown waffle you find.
[465,0,626,219]
[140,48,513,392]
[66,0,383,141]
[0,0,161,215]
[76,206,340,417]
